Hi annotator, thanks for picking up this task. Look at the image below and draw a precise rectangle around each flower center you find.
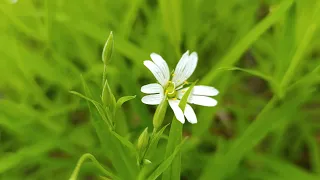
[165,81,176,98]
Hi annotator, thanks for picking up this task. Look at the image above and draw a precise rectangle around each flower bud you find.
[143,159,152,165]
[102,31,114,65]
[101,78,116,112]
[137,127,149,152]
[153,98,168,131]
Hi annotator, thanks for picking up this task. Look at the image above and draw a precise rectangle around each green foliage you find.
[1,0,320,179]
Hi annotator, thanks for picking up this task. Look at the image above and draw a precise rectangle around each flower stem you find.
[69,153,119,180]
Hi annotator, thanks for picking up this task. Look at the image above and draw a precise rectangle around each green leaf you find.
[218,66,279,94]
[110,130,136,153]
[249,154,320,180]
[162,81,197,180]
[70,91,101,106]
[178,80,198,109]
[280,24,317,96]
[159,0,182,57]
[146,138,187,180]
[289,64,320,90]
[116,95,136,110]
[218,67,276,85]
[70,90,112,127]
[146,123,170,158]
[150,124,170,147]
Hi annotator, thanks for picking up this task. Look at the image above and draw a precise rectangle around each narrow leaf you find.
[110,130,136,153]
[70,91,101,106]
[218,67,279,94]
[147,138,187,180]
[70,90,112,127]
[116,95,136,110]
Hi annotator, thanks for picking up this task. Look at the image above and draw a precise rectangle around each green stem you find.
[69,153,119,180]
[102,65,107,88]
[162,118,182,180]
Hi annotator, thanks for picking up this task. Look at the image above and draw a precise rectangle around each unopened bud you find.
[101,78,116,112]
[102,31,114,65]
[137,127,149,152]
[153,98,168,131]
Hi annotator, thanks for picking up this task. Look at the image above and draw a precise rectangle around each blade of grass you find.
[200,88,313,179]
[146,138,187,180]
[200,0,294,85]
[250,154,320,180]
[280,24,317,96]
[158,0,182,57]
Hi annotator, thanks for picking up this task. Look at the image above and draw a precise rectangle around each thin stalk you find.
[69,153,119,180]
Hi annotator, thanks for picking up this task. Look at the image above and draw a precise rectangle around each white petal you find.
[144,60,167,86]
[184,104,197,124]
[183,52,198,80]
[142,94,164,105]
[192,85,219,96]
[150,53,170,83]
[177,86,219,98]
[188,95,217,107]
[168,99,185,124]
[172,51,198,86]
[141,83,163,94]
[172,51,189,86]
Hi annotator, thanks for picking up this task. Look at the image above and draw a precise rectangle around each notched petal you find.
[184,104,197,124]
[168,99,185,123]
[142,94,164,105]
[141,83,163,94]
[189,95,218,107]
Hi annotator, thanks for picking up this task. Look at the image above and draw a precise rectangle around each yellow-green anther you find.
[153,97,168,131]
[101,78,116,112]
[102,31,114,65]
[137,127,149,152]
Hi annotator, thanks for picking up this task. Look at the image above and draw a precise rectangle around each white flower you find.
[141,51,219,124]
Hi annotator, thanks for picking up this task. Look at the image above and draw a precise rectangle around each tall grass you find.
[0,0,320,179]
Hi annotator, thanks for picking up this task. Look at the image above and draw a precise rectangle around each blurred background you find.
[1,0,320,179]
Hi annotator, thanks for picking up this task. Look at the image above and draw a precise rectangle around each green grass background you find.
[1,0,320,179]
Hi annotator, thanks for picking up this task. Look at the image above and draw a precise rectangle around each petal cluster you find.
[141,51,219,124]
